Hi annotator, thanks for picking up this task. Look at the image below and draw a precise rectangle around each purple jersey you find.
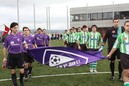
[43,34,50,46]
[4,33,24,54]
[22,35,35,52]
[34,34,44,46]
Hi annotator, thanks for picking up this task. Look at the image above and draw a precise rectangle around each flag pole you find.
[48,7,50,32]
[67,5,69,30]
[86,3,88,26]
[17,0,20,27]
[33,4,36,30]
[46,7,48,31]
[112,1,114,19]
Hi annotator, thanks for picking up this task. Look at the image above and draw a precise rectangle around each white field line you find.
[0,71,118,82]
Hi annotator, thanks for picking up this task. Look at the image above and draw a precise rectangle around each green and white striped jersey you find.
[62,33,68,42]
[78,31,88,44]
[67,32,77,43]
[75,32,80,41]
[113,32,129,55]
[87,32,102,49]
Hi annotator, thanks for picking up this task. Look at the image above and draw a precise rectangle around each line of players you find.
[62,25,103,73]
[2,19,129,86]
[2,23,50,86]
[62,18,125,81]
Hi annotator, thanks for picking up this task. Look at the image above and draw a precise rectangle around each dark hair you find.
[37,28,43,31]
[43,29,46,31]
[91,25,97,29]
[82,25,87,28]
[71,27,75,29]
[124,21,129,26]
[113,18,119,22]
[69,28,72,31]
[10,22,18,28]
[65,30,67,32]
[22,27,30,31]
[76,28,78,31]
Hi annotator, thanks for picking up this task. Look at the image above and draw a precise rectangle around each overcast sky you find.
[0,0,129,31]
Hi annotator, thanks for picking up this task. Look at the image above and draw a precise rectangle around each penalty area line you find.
[0,71,118,82]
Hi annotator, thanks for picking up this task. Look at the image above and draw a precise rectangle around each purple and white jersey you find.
[43,34,50,46]
[22,34,35,52]
[4,33,24,54]
[34,33,44,46]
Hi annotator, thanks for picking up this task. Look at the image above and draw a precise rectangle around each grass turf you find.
[0,40,123,86]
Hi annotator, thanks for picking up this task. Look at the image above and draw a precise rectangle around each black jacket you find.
[103,26,124,50]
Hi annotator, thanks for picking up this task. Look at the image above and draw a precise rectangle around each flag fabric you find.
[2,25,10,36]
[28,47,106,68]
[1,25,10,43]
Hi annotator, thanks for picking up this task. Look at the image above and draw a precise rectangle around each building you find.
[70,3,129,29]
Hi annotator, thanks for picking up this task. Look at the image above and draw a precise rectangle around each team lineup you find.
[1,19,129,86]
